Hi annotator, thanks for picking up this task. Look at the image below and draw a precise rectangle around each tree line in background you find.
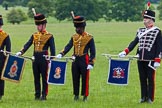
[0,0,162,24]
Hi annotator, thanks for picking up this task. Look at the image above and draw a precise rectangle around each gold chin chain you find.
[73,35,82,43]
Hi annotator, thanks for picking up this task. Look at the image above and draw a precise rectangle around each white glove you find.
[31,56,35,61]
[48,61,51,68]
[87,64,93,70]
[154,62,160,68]
[15,52,22,56]
[45,56,50,60]
[72,56,76,60]
[134,54,139,58]
[118,51,126,58]
[56,54,62,59]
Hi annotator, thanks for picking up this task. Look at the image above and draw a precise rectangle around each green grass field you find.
[0,21,162,108]
[1,6,162,108]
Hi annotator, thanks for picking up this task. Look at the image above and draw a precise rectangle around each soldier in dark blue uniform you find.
[0,15,11,100]
[119,9,162,103]
[16,14,55,100]
[56,16,96,102]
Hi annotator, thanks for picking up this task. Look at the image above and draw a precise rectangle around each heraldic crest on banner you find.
[8,60,18,78]
[107,59,130,85]
[1,55,26,83]
[113,67,125,78]
[107,58,130,85]
[102,53,133,86]
[54,67,61,79]
[47,60,67,85]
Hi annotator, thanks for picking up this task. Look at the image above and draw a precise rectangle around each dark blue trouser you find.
[32,52,48,98]
[0,53,5,96]
[137,61,155,101]
[72,55,89,96]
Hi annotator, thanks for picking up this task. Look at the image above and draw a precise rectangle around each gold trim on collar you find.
[73,20,85,23]
[35,18,46,22]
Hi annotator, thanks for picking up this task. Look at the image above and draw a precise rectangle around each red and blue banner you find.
[107,59,130,85]
[1,55,26,83]
[47,60,67,85]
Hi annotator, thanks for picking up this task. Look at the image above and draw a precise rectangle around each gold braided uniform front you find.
[73,32,92,56]
[33,31,52,52]
[0,31,8,47]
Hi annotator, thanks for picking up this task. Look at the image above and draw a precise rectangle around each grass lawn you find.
[0,21,162,108]
[0,5,162,108]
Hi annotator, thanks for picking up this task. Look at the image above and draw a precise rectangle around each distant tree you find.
[54,0,105,22]
[146,0,160,3]
[2,0,19,7]
[54,0,70,21]
[101,1,113,22]
[1,0,30,7]
[6,8,28,24]
[19,0,30,6]
[0,0,3,4]
[2,1,9,10]
[157,0,162,20]
[27,0,55,18]
[109,0,145,22]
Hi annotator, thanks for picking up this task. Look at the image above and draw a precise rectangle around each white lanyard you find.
[138,26,158,39]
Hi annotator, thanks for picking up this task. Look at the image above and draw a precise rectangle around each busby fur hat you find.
[0,15,3,25]
[73,16,86,27]
[143,10,155,22]
[34,14,47,25]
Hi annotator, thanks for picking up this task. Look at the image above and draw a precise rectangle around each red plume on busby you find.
[143,2,155,22]
[147,1,151,9]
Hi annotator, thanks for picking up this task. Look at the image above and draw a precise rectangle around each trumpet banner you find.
[1,55,26,83]
[107,59,130,85]
[48,60,67,85]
